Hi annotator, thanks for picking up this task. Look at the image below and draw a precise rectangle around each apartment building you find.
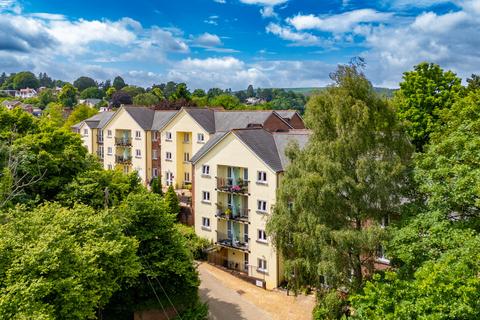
[159,108,304,190]
[73,111,114,156]
[191,128,310,290]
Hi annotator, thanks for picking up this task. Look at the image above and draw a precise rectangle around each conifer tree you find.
[164,185,180,215]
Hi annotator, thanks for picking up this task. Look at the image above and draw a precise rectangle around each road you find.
[198,262,315,320]
[199,264,272,320]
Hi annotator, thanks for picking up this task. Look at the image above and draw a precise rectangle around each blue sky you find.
[0,0,479,90]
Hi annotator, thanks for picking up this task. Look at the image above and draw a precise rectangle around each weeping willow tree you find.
[267,61,413,293]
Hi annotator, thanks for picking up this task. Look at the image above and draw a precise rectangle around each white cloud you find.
[260,6,277,18]
[287,9,392,33]
[266,23,321,46]
[194,32,223,47]
[213,0,226,3]
[239,0,287,5]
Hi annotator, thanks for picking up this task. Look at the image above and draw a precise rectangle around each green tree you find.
[0,203,140,320]
[133,92,160,106]
[40,102,65,129]
[267,63,413,295]
[151,87,165,100]
[395,62,463,150]
[103,192,202,318]
[80,86,105,99]
[209,94,240,110]
[63,104,98,129]
[170,83,191,101]
[73,76,97,92]
[12,71,39,89]
[37,88,57,109]
[106,87,117,99]
[150,176,163,195]
[164,185,180,215]
[113,76,126,91]
[58,169,141,209]
[192,89,206,97]
[246,84,255,98]
[58,83,78,108]
[0,106,38,140]
[466,74,480,92]
[122,85,145,98]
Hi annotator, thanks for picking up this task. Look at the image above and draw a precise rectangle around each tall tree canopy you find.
[111,91,133,108]
[0,203,140,319]
[63,104,98,130]
[73,76,97,92]
[112,76,126,91]
[12,71,39,90]
[395,62,463,151]
[267,62,413,296]
[58,83,78,108]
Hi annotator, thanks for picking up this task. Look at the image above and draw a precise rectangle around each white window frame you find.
[123,165,129,174]
[257,229,267,243]
[165,151,172,161]
[184,172,190,183]
[183,132,190,143]
[107,130,112,138]
[257,200,267,213]
[107,147,113,155]
[202,191,211,203]
[202,217,211,230]
[135,149,141,158]
[165,171,173,186]
[165,131,172,141]
[197,133,205,143]
[153,168,158,177]
[257,258,268,273]
[153,131,159,141]
[83,129,88,136]
[257,171,267,184]
[107,164,113,170]
[202,165,210,176]
[135,130,141,139]
[153,149,158,160]
[184,152,190,162]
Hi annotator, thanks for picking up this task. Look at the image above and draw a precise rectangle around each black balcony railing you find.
[97,135,104,144]
[96,150,104,159]
[216,177,249,194]
[217,232,249,252]
[216,205,249,222]
[114,137,132,146]
[115,155,132,164]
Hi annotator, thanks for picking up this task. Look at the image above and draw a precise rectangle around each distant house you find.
[0,89,18,97]
[15,88,37,99]
[1,100,22,110]
[78,98,102,107]
[245,97,266,105]
[32,108,43,117]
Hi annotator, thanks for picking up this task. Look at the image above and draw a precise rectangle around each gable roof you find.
[72,111,114,129]
[152,110,178,131]
[185,108,216,133]
[123,106,155,130]
[214,110,292,132]
[191,128,311,172]
[275,110,297,119]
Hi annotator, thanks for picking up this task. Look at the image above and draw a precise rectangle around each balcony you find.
[217,232,249,252]
[97,135,104,144]
[96,150,104,159]
[114,137,132,147]
[115,155,132,164]
[216,205,249,223]
[216,177,249,194]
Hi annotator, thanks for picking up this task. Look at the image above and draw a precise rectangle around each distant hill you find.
[285,87,397,97]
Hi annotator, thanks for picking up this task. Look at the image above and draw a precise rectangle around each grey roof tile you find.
[214,111,275,132]
[273,130,310,170]
[123,106,155,130]
[152,110,178,131]
[185,108,216,133]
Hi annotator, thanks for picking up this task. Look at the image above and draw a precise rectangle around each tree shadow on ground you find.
[199,287,246,320]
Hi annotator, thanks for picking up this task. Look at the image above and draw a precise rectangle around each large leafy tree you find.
[58,83,78,108]
[63,104,98,129]
[267,62,412,294]
[12,71,39,89]
[103,192,202,319]
[73,76,97,92]
[133,92,160,106]
[58,169,141,209]
[0,107,38,140]
[80,86,105,99]
[112,76,126,91]
[0,203,140,319]
[111,91,133,108]
[37,88,58,109]
[395,62,463,150]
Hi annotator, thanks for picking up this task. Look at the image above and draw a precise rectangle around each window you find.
[183,132,190,143]
[376,245,390,264]
[202,191,210,203]
[153,131,159,141]
[107,164,113,170]
[165,171,173,186]
[244,224,249,243]
[166,152,172,161]
[184,152,190,162]
[153,168,158,177]
[243,168,248,181]
[381,215,390,228]
[107,130,112,138]
[202,217,211,229]
[83,129,88,136]
[165,132,172,141]
[98,131,103,142]
[153,149,158,160]
[202,165,210,176]
[107,147,113,155]
[184,172,190,183]
[257,200,267,213]
[257,171,267,183]
[123,165,129,174]
[197,133,205,143]
[135,130,141,139]
[135,149,141,158]
[257,229,267,243]
[257,258,267,273]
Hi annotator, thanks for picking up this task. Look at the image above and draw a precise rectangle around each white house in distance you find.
[15,88,37,99]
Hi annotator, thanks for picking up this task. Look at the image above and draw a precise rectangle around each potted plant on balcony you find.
[225,207,232,218]
[231,185,241,193]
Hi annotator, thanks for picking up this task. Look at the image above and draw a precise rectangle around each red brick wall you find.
[151,131,161,183]
[288,113,306,129]
[263,113,292,132]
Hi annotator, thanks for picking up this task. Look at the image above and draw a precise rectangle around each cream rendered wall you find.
[102,108,150,183]
[193,133,282,289]
[79,123,93,153]
[160,110,209,188]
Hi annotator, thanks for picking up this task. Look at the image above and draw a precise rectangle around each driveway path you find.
[198,262,315,320]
